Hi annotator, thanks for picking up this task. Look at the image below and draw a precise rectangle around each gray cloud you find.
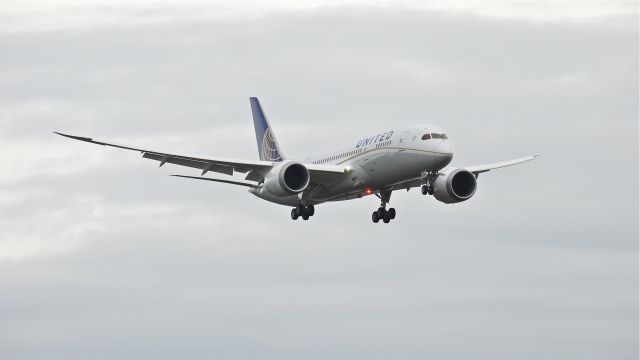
[0,5,637,360]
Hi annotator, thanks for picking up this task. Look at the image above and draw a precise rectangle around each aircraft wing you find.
[385,153,539,192]
[54,132,349,186]
[463,153,539,175]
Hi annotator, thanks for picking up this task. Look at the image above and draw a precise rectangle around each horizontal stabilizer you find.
[170,175,259,188]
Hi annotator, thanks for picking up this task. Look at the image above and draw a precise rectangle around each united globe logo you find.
[261,128,283,162]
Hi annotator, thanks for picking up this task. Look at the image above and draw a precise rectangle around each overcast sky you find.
[0,1,638,359]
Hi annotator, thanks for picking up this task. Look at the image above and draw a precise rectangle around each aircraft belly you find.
[312,150,450,202]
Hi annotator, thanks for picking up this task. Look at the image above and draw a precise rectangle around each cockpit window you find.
[421,133,431,140]
[431,133,448,139]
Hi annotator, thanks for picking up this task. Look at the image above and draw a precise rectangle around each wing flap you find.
[142,153,234,175]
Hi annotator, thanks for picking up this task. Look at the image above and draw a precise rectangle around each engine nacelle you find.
[263,161,310,196]
[433,168,477,204]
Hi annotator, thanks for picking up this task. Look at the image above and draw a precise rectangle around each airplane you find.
[55,97,538,223]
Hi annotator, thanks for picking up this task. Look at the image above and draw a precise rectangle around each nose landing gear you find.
[371,190,396,224]
[421,183,434,195]
[291,204,315,220]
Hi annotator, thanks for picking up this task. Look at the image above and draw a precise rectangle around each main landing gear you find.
[372,207,396,223]
[291,204,315,221]
[372,190,396,224]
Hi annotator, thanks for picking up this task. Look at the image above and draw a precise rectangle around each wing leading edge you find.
[463,153,539,175]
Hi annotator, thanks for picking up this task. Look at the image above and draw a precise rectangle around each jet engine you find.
[263,161,310,196]
[432,168,477,204]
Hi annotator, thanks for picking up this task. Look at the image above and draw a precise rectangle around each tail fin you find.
[250,97,285,162]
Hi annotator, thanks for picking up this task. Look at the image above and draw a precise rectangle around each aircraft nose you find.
[438,140,454,156]
[437,141,454,166]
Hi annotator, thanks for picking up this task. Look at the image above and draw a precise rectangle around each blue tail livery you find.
[250,97,285,162]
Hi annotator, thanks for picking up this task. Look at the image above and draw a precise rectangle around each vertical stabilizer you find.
[250,97,285,162]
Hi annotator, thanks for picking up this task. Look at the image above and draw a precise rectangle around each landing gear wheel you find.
[422,184,434,195]
[422,185,434,195]
[382,212,391,223]
[292,204,315,221]
[372,190,395,224]
[388,208,396,219]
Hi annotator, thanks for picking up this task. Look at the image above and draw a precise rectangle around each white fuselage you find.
[250,126,454,206]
